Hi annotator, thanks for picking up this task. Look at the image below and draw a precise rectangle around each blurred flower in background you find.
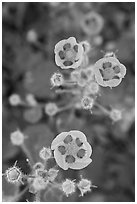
[2,2,134,202]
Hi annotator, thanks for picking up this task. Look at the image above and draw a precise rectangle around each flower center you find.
[102,68,115,80]
[65,50,75,60]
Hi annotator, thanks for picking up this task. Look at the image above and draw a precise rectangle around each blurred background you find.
[2,2,135,202]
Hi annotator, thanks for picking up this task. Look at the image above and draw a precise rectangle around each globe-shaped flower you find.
[80,12,104,36]
[51,130,92,170]
[54,37,84,69]
[93,57,126,88]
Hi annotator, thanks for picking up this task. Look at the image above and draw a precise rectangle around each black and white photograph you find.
[2,1,135,202]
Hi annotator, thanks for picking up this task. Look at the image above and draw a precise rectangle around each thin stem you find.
[95,102,110,115]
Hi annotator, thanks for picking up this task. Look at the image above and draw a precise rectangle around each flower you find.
[51,130,92,170]
[80,12,104,36]
[10,129,25,146]
[39,147,52,161]
[54,37,84,69]
[50,72,64,87]
[93,57,126,88]
[77,178,92,196]
[45,102,59,116]
[4,161,23,185]
[61,179,76,197]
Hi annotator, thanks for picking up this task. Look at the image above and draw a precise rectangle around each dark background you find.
[2,2,135,202]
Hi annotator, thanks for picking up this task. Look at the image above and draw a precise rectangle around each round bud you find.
[9,94,21,106]
[110,109,122,122]
[45,102,58,116]
[10,129,25,146]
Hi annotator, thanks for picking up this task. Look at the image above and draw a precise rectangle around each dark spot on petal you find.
[77,149,86,158]
[58,51,65,60]
[103,78,109,81]
[63,43,71,50]
[64,135,73,144]
[99,69,104,77]
[113,66,120,74]
[58,145,66,155]
[65,155,75,163]
[63,61,73,66]
[75,138,83,147]
[112,75,120,80]
[102,62,112,69]
[73,45,78,52]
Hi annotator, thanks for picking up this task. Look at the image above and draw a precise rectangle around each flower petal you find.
[68,158,92,170]
[54,39,66,53]
[54,148,68,170]
[51,132,68,150]
[119,63,126,78]
[84,141,92,157]
[104,78,122,87]
[69,130,87,143]
[67,37,77,46]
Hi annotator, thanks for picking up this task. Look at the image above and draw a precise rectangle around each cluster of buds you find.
[28,148,59,194]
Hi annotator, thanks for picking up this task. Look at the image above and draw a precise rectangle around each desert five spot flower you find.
[54,37,84,69]
[93,56,126,88]
[51,130,92,170]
